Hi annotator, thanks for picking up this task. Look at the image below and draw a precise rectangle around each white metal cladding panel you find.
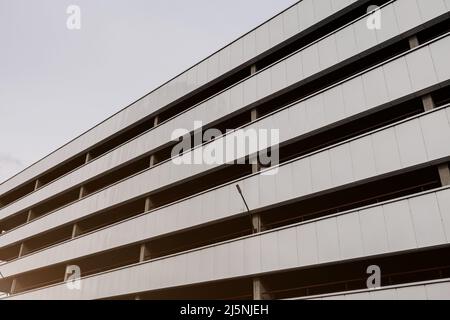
[232,79,246,108]
[6,189,450,300]
[359,206,389,256]
[269,13,285,48]
[354,14,378,53]
[342,76,367,116]
[291,156,313,197]
[417,0,448,22]
[365,289,398,300]
[256,69,272,99]
[350,136,377,181]
[337,212,364,260]
[395,118,428,168]
[436,188,450,242]
[301,43,321,78]
[242,32,256,63]
[244,236,261,275]
[316,217,341,263]
[271,61,287,93]
[277,226,298,270]
[260,231,279,272]
[308,280,450,300]
[0,0,361,198]
[430,35,450,83]
[286,51,303,87]
[409,193,447,247]
[229,240,246,277]
[218,47,231,76]
[372,127,402,173]
[394,0,422,34]
[1,103,450,251]
[297,0,315,30]
[336,21,358,62]
[258,173,277,209]
[383,200,418,252]
[406,47,439,92]
[230,41,244,73]
[255,23,270,57]
[330,143,354,186]
[313,0,333,23]
[388,286,424,299]
[376,4,399,44]
[323,84,346,124]
[283,3,300,40]
[383,57,413,101]
[332,0,357,13]
[273,110,293,143]
[319,33,339,70]
[207,54,220,82]
[305,94,326,131]
[399,286,434,300]
[362,67,389,108]
[2,2,448,223]
[426,281,450,299]
[297,222,319,266]
[420,108,450,159]
[275,163,295,203]
[310,151,333,192]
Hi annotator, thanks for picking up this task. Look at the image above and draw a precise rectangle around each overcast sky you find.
[0,0,297,183]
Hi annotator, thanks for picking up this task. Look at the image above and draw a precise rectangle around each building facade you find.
[1,0,450,300]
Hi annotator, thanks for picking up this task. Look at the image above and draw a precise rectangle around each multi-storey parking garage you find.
[1,0,450,300]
